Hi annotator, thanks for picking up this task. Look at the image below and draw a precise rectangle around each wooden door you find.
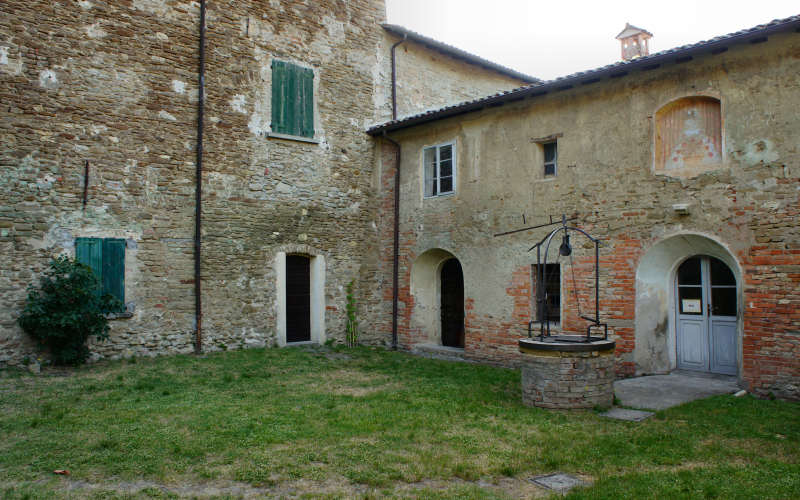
[440,258,464,348]
[286,255,311,343]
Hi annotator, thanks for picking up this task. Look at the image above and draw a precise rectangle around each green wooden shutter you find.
[286,62,298,135]
[299,66,314,138]
[271,60,313,138]
[75,237,102,282]
[102,238,125,308]
[271,60,290,135]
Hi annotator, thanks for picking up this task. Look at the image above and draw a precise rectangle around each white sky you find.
[385,0,799,81]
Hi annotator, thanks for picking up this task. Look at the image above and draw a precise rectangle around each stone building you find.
[0,0,528,361]
[368,16,800,400]
[1,1,798,400]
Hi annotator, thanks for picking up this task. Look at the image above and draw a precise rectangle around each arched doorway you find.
[440,258,464,348]
[634,233,741,376]
[409,248,465,347]
[676,255,737,374]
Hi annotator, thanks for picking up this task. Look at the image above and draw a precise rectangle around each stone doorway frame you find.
[275,245,326,347]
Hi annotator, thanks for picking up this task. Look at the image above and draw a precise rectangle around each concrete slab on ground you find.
[601,407,654,421]
[614,370,740,410]
[529,473,589,493]
[410,344,470,363]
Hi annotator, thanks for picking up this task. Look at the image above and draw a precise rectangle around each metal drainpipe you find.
[390,34,406,120]
[386,34,406,350]
[383,132,401,350]
[194,0,206,354]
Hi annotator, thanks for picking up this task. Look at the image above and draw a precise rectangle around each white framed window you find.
[423,142,455,198]
[543,141,557,177]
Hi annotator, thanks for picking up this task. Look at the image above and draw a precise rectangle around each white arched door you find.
[675,256,738,375]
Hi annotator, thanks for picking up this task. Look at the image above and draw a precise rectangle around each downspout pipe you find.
[386,34,406,350]
[383,131,401,350]
[194,0,206,354]
[390,34,406,120]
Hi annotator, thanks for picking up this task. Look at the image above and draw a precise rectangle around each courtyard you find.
[1,346,798,499]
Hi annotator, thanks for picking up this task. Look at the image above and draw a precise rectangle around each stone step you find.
[410,343,469,363]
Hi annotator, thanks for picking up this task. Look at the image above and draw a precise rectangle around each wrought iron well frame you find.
[528,216,607,342]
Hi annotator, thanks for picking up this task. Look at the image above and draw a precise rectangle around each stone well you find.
[519,336,616,409]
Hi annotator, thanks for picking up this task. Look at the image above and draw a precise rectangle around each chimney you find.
[616,23,653,61]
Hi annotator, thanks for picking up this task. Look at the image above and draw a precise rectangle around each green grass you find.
[0,346,798,499]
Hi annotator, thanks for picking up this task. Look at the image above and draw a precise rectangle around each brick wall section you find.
[740,237,800,399]
[464,265,532,366]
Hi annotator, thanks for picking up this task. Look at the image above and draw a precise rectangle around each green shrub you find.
[18,256,122,365]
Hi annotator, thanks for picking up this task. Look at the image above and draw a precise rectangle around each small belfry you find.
[616,23,653,61]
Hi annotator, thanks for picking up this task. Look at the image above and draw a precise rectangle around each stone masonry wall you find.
[0,0,393,363]
[0,0,201,362]
[0,0,533,365]
[520,349,615,409]
[379,32,800,399]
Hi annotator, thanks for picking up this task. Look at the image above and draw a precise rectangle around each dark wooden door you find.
[286,255,311,343]
[440,258,464,348]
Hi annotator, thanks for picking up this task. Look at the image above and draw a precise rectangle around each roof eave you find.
[382,24,542,84]
[368,16,799,137]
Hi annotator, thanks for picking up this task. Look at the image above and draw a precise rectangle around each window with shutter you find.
[271,60,314,139]
[75,237,125,310]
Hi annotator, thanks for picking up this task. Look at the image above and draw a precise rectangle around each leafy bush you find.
[18,256,122,365]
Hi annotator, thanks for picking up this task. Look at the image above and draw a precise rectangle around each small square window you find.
[423,143,455,198]
[543,142,557,177]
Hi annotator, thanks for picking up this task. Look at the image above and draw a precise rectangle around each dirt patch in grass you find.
[313,368,401,397]
[8,475,550,499]
[62,476,364,498]
[396,477,549,499]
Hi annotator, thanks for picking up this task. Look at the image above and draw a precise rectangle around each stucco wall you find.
[376,34,531,120]
[380,31,800,398]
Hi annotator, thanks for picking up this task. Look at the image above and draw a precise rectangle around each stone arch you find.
[634,232,742,375]
[274,244,326,347]
[410,248,464,346]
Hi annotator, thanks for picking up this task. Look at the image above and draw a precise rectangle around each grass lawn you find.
[0,346,798,499]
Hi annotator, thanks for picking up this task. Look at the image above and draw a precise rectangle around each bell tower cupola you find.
[616,23,653,61]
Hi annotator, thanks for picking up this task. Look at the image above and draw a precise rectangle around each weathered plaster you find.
[379,32,800,395]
